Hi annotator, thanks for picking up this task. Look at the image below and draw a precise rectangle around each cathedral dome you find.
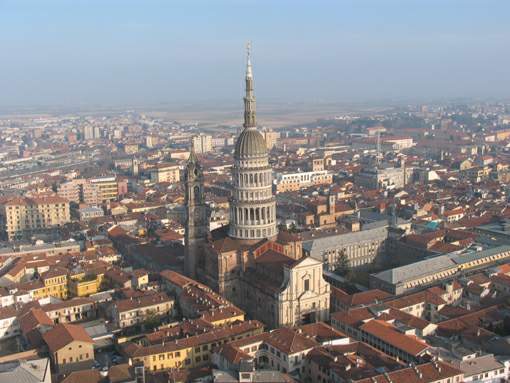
[234,127,267,159]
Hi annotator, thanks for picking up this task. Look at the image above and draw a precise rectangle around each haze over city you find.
[3,2,510,383]
[1,0,509,111]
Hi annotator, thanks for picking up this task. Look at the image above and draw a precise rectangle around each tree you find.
[288,223,299,233]
[142,312,161,331]
[333,250,352,279]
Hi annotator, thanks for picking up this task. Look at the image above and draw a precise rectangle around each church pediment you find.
[288,255,322,269]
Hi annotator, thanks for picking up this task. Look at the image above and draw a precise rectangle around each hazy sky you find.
[1,0,509,108]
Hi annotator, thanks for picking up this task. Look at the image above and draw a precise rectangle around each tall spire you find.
[188,139,198,164]
[246,41,253,78]
[243,41,256,129]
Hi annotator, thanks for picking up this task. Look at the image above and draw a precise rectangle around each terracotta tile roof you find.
[41,266,68,280]
[277,230,301,244]
[254,250,296,266]
[19,308,53,335]
[227,332,270,349]
[159,269,195,289]
[42,297,94,312]
[331,286,349,300]
[386,290,446,309]
[468,272,492,286]
[359,320,430,356]
[61,370,102,383]
[331,307,374,327]
[437,305,502,336]
[298,322,347,342]
[42,323,94,353]
[127,320,263,358]
[217,343,251,364]
[491,272,510,286]
[114,292,172,312]
[200,305,244,323]
[108,363,135,383]
[17,279,45,291]
[305,341,403,381]
[497,263,510,275]
[3,195,68,206]
[264,327,318,354]
[355,361,462,383]
[210,235,246,253]
[337,289,392,308]
[437,305,471,319]
[0,305,17,320]
[386,308,432,331]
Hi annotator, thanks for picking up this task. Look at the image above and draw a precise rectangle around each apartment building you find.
[0,195,70,240]
[58,177,127,205]
[275,170,332,193]
[358,319,431,363]
[303,342,402,383]
[0,306,19,339]
[43,298,96,324]
[39,267,69,299]
[356,361,462,383]
[192,134,213,154]
[149,163,181,184]
[262,129,280,149]
[17,266,69,300]
[126,320,264,372]
[213,323,347,376]
[42,323,95,374]
[111,292,174,329]
[68,272,105,297]
[90,176,126,201]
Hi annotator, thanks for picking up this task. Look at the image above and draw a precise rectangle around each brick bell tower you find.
[184,144,208,278]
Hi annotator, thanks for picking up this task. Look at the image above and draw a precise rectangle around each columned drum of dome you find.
[228,44,278,241]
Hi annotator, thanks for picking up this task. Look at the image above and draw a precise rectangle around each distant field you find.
[0,102,394,130]
[147,102,394,129]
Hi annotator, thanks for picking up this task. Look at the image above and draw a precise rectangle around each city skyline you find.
[1,0,509,109]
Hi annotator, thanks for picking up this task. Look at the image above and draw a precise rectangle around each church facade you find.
[184,46,330,329]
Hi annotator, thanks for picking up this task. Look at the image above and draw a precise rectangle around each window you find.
[304,279,310,291]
